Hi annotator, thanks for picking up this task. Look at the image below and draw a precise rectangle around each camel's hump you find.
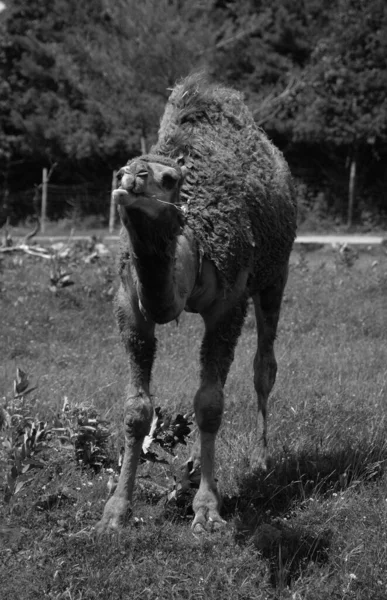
[156,72,256,152]
[151,73,297,290]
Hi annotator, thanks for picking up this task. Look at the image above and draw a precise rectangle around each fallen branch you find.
[0,243,52,259]
[22,220,41,245]
[1,163,58,256]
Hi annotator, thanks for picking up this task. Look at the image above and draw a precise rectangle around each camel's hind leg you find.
[191,296,248,532]
[251,265,289,469]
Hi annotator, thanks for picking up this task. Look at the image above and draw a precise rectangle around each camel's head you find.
[113,155,186,223]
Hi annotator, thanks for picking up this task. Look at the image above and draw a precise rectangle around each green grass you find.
[1,243,387,599]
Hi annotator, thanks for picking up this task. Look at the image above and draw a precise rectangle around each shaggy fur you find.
[150,73,297,289]
[96,73,298,535]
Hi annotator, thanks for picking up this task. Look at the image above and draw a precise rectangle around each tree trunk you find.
[347,156,357,228]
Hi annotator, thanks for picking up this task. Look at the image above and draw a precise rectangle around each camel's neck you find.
[121,209,198,324]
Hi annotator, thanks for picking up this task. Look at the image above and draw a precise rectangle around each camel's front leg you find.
[192,298,247,532]
[192,386,225,533]
[96,286,156,534]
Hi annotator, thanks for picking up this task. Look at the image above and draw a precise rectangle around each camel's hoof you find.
[192,508,226,533]
[95,496,132,535]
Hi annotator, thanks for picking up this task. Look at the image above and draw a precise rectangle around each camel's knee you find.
[194,384,224,433]
[124,393,153,441]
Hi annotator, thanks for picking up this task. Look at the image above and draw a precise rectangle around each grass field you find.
[1,241,387,599]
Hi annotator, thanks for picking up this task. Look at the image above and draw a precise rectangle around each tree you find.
[205,0,329,130]
[0,0,208,166]
[0,0,211,220]
[291,0,387,224]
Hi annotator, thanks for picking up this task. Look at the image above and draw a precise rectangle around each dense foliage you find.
[0,0,386,226]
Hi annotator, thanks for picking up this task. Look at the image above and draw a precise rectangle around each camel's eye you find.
[117,166,133,182]
[162,173,177,190]
[137,170,148,178]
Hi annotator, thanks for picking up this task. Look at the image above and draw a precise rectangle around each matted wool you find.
[149,73,297,289]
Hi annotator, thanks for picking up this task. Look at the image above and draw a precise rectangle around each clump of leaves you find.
[137,408,196,510]
[140,406,193,464]
[1,369,52,503]
[53,397,113,472]
[335,243,359,267]
[49,255,74,292]
[52,236,111,265]
[1,369,115,506]
[1,369,194,512]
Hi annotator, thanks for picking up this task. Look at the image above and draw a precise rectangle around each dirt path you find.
[16,233,386,246]
[294,234,385,245]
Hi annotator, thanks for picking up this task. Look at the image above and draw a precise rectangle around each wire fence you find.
[43,183,113,219]
[2,165,386,234]
[1,171,348,234]
[3,174,117,232]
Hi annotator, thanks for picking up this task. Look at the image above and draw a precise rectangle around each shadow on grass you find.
[225,438,387,519]
[218,438,387,586]
[142,434,387,587]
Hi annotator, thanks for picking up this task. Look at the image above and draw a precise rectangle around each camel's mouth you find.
[113,180,147,206]
[113,188,141,207]
[113,188,129,205]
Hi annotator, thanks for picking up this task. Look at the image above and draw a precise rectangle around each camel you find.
[96,73,297,534]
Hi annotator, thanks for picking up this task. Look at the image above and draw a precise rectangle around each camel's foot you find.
[95,495,132,535]
[192,488,225,533]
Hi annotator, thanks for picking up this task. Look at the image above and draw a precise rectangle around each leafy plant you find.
[52,397,113,472]
[1,369,115,505]
[1,369,52,503]
[1,365,194,509]
[140,406,193,464]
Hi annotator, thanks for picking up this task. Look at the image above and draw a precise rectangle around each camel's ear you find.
[176,155,188,181]
[180,165,188,180]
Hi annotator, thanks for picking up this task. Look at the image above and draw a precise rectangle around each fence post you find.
[109,170,117,234]
[140,135,147,154]
[347,157,356,229]
[41,168,48,234]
